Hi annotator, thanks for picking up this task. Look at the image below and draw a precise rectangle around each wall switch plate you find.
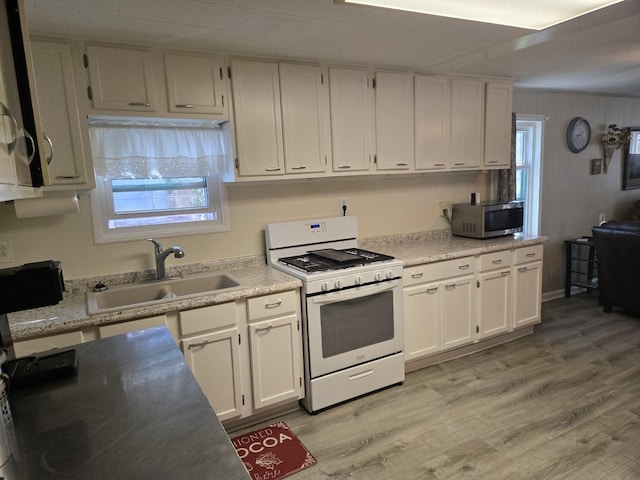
[0,241,12,262]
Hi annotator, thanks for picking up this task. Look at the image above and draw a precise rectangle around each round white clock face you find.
[567,117,591,153]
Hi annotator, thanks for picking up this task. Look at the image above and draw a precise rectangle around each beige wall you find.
[514,90,640,295]
[0,173,489,279]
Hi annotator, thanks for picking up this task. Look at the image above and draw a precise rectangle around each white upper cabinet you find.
[329,67,374,173]
[450,77,484,169]
[31,40,93,189]
[374,71,414,171]
[279,63,330,174]
[85,44,156,112]
[164,53,227,116]
[414,75,451,171]
[230,58,284,177]
[484,80,513,168]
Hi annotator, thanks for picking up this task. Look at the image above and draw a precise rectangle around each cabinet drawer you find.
[514,245,544,264]
[403,257,475,286]
[179,302,236,336]
[247,290,298,322]
[479,250,512,271]
[99,315,166,339]
[13,330,84,357]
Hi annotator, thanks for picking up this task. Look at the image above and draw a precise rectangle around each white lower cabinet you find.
[98,314,167,338]
[403,244,544,366]
[513,245,544,328]
[182,326,243,421]
[477,251,512,339]
[441,274,476,349]
[403,282,440,360]
[179,290,303,422]
[247,291,304,410]
[403,256,476,359]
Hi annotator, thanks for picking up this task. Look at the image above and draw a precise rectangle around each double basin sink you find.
[87,272,241,315]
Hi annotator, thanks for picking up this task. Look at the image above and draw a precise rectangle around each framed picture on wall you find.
[623,128,640,190]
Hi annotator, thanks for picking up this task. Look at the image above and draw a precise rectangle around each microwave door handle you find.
[311,279,401,305]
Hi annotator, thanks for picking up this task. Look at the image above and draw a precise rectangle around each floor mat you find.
[231,421,317,479]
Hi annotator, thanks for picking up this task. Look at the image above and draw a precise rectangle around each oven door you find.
[306,278,403,378]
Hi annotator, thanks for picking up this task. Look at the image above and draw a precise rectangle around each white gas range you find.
[265,216,405,412]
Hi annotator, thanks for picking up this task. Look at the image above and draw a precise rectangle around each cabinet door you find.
[513,261,543,328]
[230,59,284,176]
[403,283,441,361]
[441,275,476,350]
[279,63,330,174]
[164,53,227,116]
[477,269,512,339]
[415,75,450,171]
[375,71,413,171]
[182,328,243,421]
[484,81,513,168]
[31,41,91,188]
[248,314,302,410]
[85,45,156,112]
[329,67,374,173]
[450,78,483,169]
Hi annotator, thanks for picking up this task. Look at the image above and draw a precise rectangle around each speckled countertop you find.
[8,231,547,342]
[8,255,301,341]
[360,230,548,266]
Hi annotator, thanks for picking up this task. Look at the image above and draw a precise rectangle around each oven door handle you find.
[310,279,401,305]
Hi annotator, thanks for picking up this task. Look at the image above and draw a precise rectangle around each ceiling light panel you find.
[337,0,626,30]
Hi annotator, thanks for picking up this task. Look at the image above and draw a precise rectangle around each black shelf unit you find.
[564,237,598,297]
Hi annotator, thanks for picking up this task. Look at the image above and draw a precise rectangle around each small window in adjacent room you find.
[88,117,232,244]
[515,115,544,236]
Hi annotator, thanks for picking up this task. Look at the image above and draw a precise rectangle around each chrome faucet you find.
[147,239,185,281]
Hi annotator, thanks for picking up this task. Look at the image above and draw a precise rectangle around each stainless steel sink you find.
[87,272,241,315]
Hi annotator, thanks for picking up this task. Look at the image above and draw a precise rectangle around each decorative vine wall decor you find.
[601,124,630,173]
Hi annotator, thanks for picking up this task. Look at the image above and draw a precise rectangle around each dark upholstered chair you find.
[592,220,640,314]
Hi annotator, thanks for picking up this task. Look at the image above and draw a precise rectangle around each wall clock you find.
[566,116,591,153]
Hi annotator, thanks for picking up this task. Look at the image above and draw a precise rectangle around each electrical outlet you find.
[550,267,557,279]
[339,198,348,215]
[0,241,13,262]
[439,200,451,216]
[598,213,607,225]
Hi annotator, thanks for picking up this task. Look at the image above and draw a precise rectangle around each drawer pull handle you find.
[255,325,273,333]
[55,175,81,179]
[488,160,498,164]
[290,166,307,170]
[445,283,456,290]
[434,163,445,167]
[265,300,283,308]
[501,271,511,276]
[337,165,351,169]
[188,339,215,349]
[458,264,470,270]
[396,163,409,167]
[492,259,502,264]
[426,287,438,293]
[518,267,528,272]
[265,167,281,172]
[128,102,151,107]
[175,104,195,108]
[526,252,536,257]
[349,369,373,381]
[411,273,424,279]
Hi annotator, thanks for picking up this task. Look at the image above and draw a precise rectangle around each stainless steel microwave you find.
[452,201,524,239]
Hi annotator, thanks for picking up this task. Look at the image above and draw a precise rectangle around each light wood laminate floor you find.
[232,294,640,479]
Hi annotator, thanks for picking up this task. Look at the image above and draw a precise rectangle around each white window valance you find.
[88,117,230,179]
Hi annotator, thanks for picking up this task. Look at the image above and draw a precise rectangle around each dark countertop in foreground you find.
[2,326,250,480]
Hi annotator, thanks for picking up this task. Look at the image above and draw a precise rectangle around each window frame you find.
[515,115,545,236]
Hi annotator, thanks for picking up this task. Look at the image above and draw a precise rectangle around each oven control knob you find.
[335,279,342,289]
[321,281,329,292]
[386,270,394,279]
[375,271,383,281]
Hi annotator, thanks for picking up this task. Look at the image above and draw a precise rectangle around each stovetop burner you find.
[279,248,394,273]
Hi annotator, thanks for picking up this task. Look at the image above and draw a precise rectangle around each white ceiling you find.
[24,0,640,97]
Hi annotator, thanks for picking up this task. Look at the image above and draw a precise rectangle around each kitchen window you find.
[88,117,232,244]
